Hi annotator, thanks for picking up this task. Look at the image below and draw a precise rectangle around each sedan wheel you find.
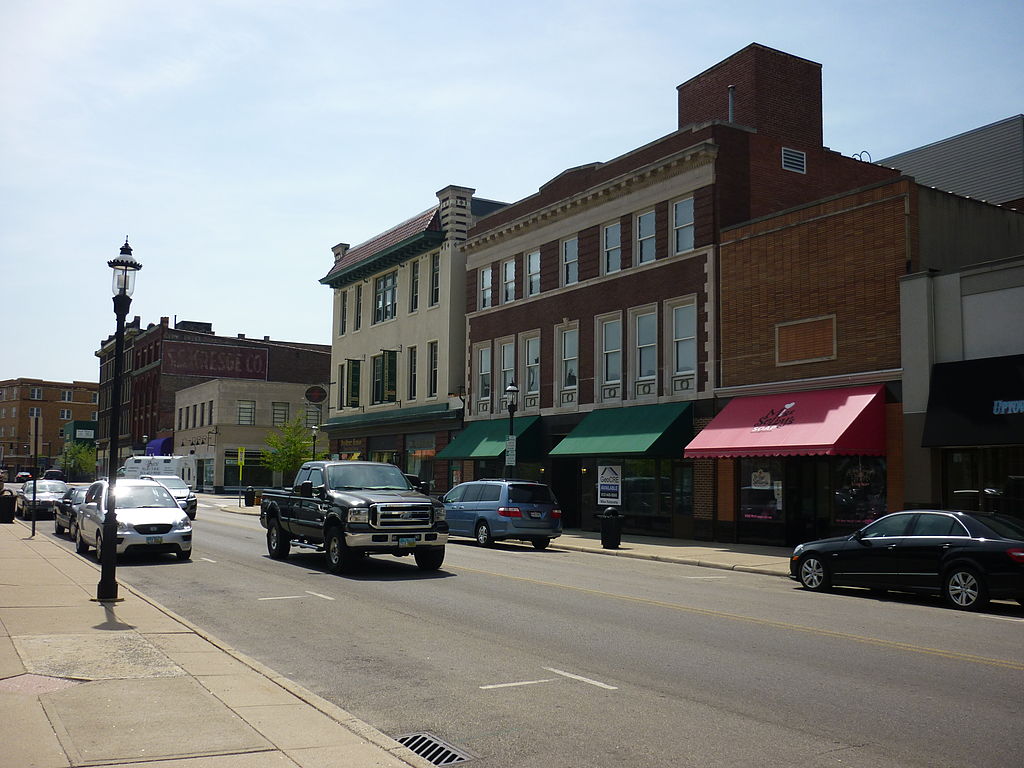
[798,555,831,591]
[75,526,89,555]
[943,567,988,611]
[55,518,66,536]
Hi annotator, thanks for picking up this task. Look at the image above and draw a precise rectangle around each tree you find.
[263,417,323,481]
[61,441,97,482]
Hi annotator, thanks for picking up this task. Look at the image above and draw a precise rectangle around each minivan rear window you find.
[508,484,555,504]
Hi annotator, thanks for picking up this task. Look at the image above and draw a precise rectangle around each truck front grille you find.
[371,503,433,529]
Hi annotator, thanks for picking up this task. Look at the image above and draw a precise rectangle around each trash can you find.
[244,486,256,507]
[0,489,15,524]
[597,507,623,549]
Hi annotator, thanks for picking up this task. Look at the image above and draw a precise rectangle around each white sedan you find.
[76,478,192,561]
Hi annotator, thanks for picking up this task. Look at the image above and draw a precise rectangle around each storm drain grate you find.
[395,732,477,765]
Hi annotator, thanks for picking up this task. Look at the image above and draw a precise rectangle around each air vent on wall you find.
[781,147,807,174]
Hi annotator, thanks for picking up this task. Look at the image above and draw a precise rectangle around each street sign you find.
[238,447,246,467]
[305,385,328,404]
[505,436,517,466]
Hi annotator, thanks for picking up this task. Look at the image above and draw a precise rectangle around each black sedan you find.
[55,485,88,538]
[790,510,1024,610]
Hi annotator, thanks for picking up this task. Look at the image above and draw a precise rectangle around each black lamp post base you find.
[91,596,124,604]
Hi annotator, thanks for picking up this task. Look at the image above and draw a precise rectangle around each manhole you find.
[395,732,477,765]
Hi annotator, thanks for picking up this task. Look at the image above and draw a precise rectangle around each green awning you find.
[549,402,693,458]
[437,416,541,460]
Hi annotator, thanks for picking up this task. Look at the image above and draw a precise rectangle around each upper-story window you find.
[673,303,697,375]
[525,336,540,395]
[479,266,493,309]
[272,402,290,426]
[354,285,363,331]
[374,271,398,323]
[59,408,72,420]
[478,347,492,401]
[603,222,621,274]
[673,198,694,254]
[526,250,541,297]
[601,317,622,385]
[407,346,418,400]
[636,311,657,379]
[371,351,398,404]
[561,328,578,389]
[28,406,41,418]
[29,387,42,400]
[562,237,579,286]
[636,211,656,264]
[429,253,441,306]
[409,260,420,312]
[502,259,516,303]
[500,341,515,392]
[237,400,256,426]
[61,390,74,402]
[427,341,439,397]
[91,392,98,403]
[338,291,348,335]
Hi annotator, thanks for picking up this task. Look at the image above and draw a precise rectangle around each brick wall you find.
[719,179,914,387]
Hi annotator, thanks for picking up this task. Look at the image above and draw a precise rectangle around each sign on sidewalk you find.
[598,465,622,506]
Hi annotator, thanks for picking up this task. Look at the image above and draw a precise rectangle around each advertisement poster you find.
[598,465,622,506]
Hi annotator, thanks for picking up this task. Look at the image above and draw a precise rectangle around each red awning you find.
[684,384,886,458]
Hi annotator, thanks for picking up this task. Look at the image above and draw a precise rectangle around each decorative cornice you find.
[462,141,717,254]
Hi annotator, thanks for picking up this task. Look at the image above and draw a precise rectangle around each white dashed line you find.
[200,557,217,563]
[480,679,555,690]
[543,667,618,690]
[305,591,335,601]
[257,595,304,601]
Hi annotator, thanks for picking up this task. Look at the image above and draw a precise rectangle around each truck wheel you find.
[267,519,290,560]
[325,528,357,574]
[414,547,445,571]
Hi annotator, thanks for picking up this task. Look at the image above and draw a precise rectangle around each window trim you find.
[525,250,541,297]
[603,221,622,275]
[479,266,493,309]
[429,253,441,306]
[561,237,579,286]
[522,333,541,400]
[636,210,656,264]
[502,258,516,303]
[338,290,348,336]
[427,340,439,397]
[672,197,695,255]
[373,271,398,324]
[237,399,256,426]
[408,259,420,313]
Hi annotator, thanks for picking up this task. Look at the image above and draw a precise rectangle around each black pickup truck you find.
[259,461,448,573]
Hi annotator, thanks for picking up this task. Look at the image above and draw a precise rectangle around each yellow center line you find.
[450,564,1024,671]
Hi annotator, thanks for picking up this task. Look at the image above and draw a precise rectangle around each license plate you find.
[398,536,416,548]
[146,536,163,545]
[529,511,542,519]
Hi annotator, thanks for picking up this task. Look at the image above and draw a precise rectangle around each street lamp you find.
[311,425,319,459]
[96,237,141,603]
[504,381,519,479]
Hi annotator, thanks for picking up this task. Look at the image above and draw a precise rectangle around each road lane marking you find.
[258,595,304,601]
[450,565,1024,671]
[200,557,217,563]
[982,615,1024,623]
[543,667,618,690]
[480,679,555,690]
[305,591,335,601]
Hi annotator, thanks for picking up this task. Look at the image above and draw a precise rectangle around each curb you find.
[549,541,792,579]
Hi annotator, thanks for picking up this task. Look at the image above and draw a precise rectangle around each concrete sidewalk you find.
[0,519,436,768]
[216,500,794,578]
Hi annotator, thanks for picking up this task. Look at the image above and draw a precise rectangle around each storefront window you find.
[622,458,658,528]
[832,456,887,526]
[405,432,436,480]
[738,458,784,522]
[943,447,1024,516]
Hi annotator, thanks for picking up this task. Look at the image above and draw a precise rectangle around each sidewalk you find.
[216,501,794,578]
[0,519,437,768]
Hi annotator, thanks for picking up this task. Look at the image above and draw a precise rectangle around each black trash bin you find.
[597,507,623,549]
[243,486,256,507]
[0,489,15,524]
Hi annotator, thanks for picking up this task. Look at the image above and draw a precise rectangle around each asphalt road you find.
[44,497,1024,768]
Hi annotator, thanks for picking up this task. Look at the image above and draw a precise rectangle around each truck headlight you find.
[348,507,369,524]
[433,506,446,521]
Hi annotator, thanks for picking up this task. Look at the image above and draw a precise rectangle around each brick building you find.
[0,378,99,478]
[95,318,330,479]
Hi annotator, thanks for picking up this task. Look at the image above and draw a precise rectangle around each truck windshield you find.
[326,464,411,491]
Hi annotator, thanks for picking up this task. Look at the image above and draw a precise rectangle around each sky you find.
[1,0,1022,384]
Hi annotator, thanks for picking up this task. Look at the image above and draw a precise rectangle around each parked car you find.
[55,486,89,537]
[140,474,198,519]
[15,471,33,483]
[42,468,66,481]
[15,480,69,519]
[443,479,562,549]
[76,478,192,561]
[790,509,1024,610]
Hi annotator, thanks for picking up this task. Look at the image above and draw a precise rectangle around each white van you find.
[120,455,195,484]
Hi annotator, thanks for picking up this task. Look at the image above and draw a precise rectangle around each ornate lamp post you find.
[504,381,519,479]
[311,424,319,459]
[96,238,141,602]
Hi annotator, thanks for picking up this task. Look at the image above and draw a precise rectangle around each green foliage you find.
[61,442,96,482]
[263,417,323,481]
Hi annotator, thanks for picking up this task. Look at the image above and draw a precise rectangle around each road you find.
[44,496,1024,768]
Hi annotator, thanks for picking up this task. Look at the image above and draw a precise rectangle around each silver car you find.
[16,480,69,519]
[76,479,192,561]
[141,474,198,519]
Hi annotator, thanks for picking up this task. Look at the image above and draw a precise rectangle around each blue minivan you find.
[443,479,562,549]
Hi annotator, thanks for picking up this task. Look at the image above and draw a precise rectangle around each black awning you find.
[922,354,1024,447]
